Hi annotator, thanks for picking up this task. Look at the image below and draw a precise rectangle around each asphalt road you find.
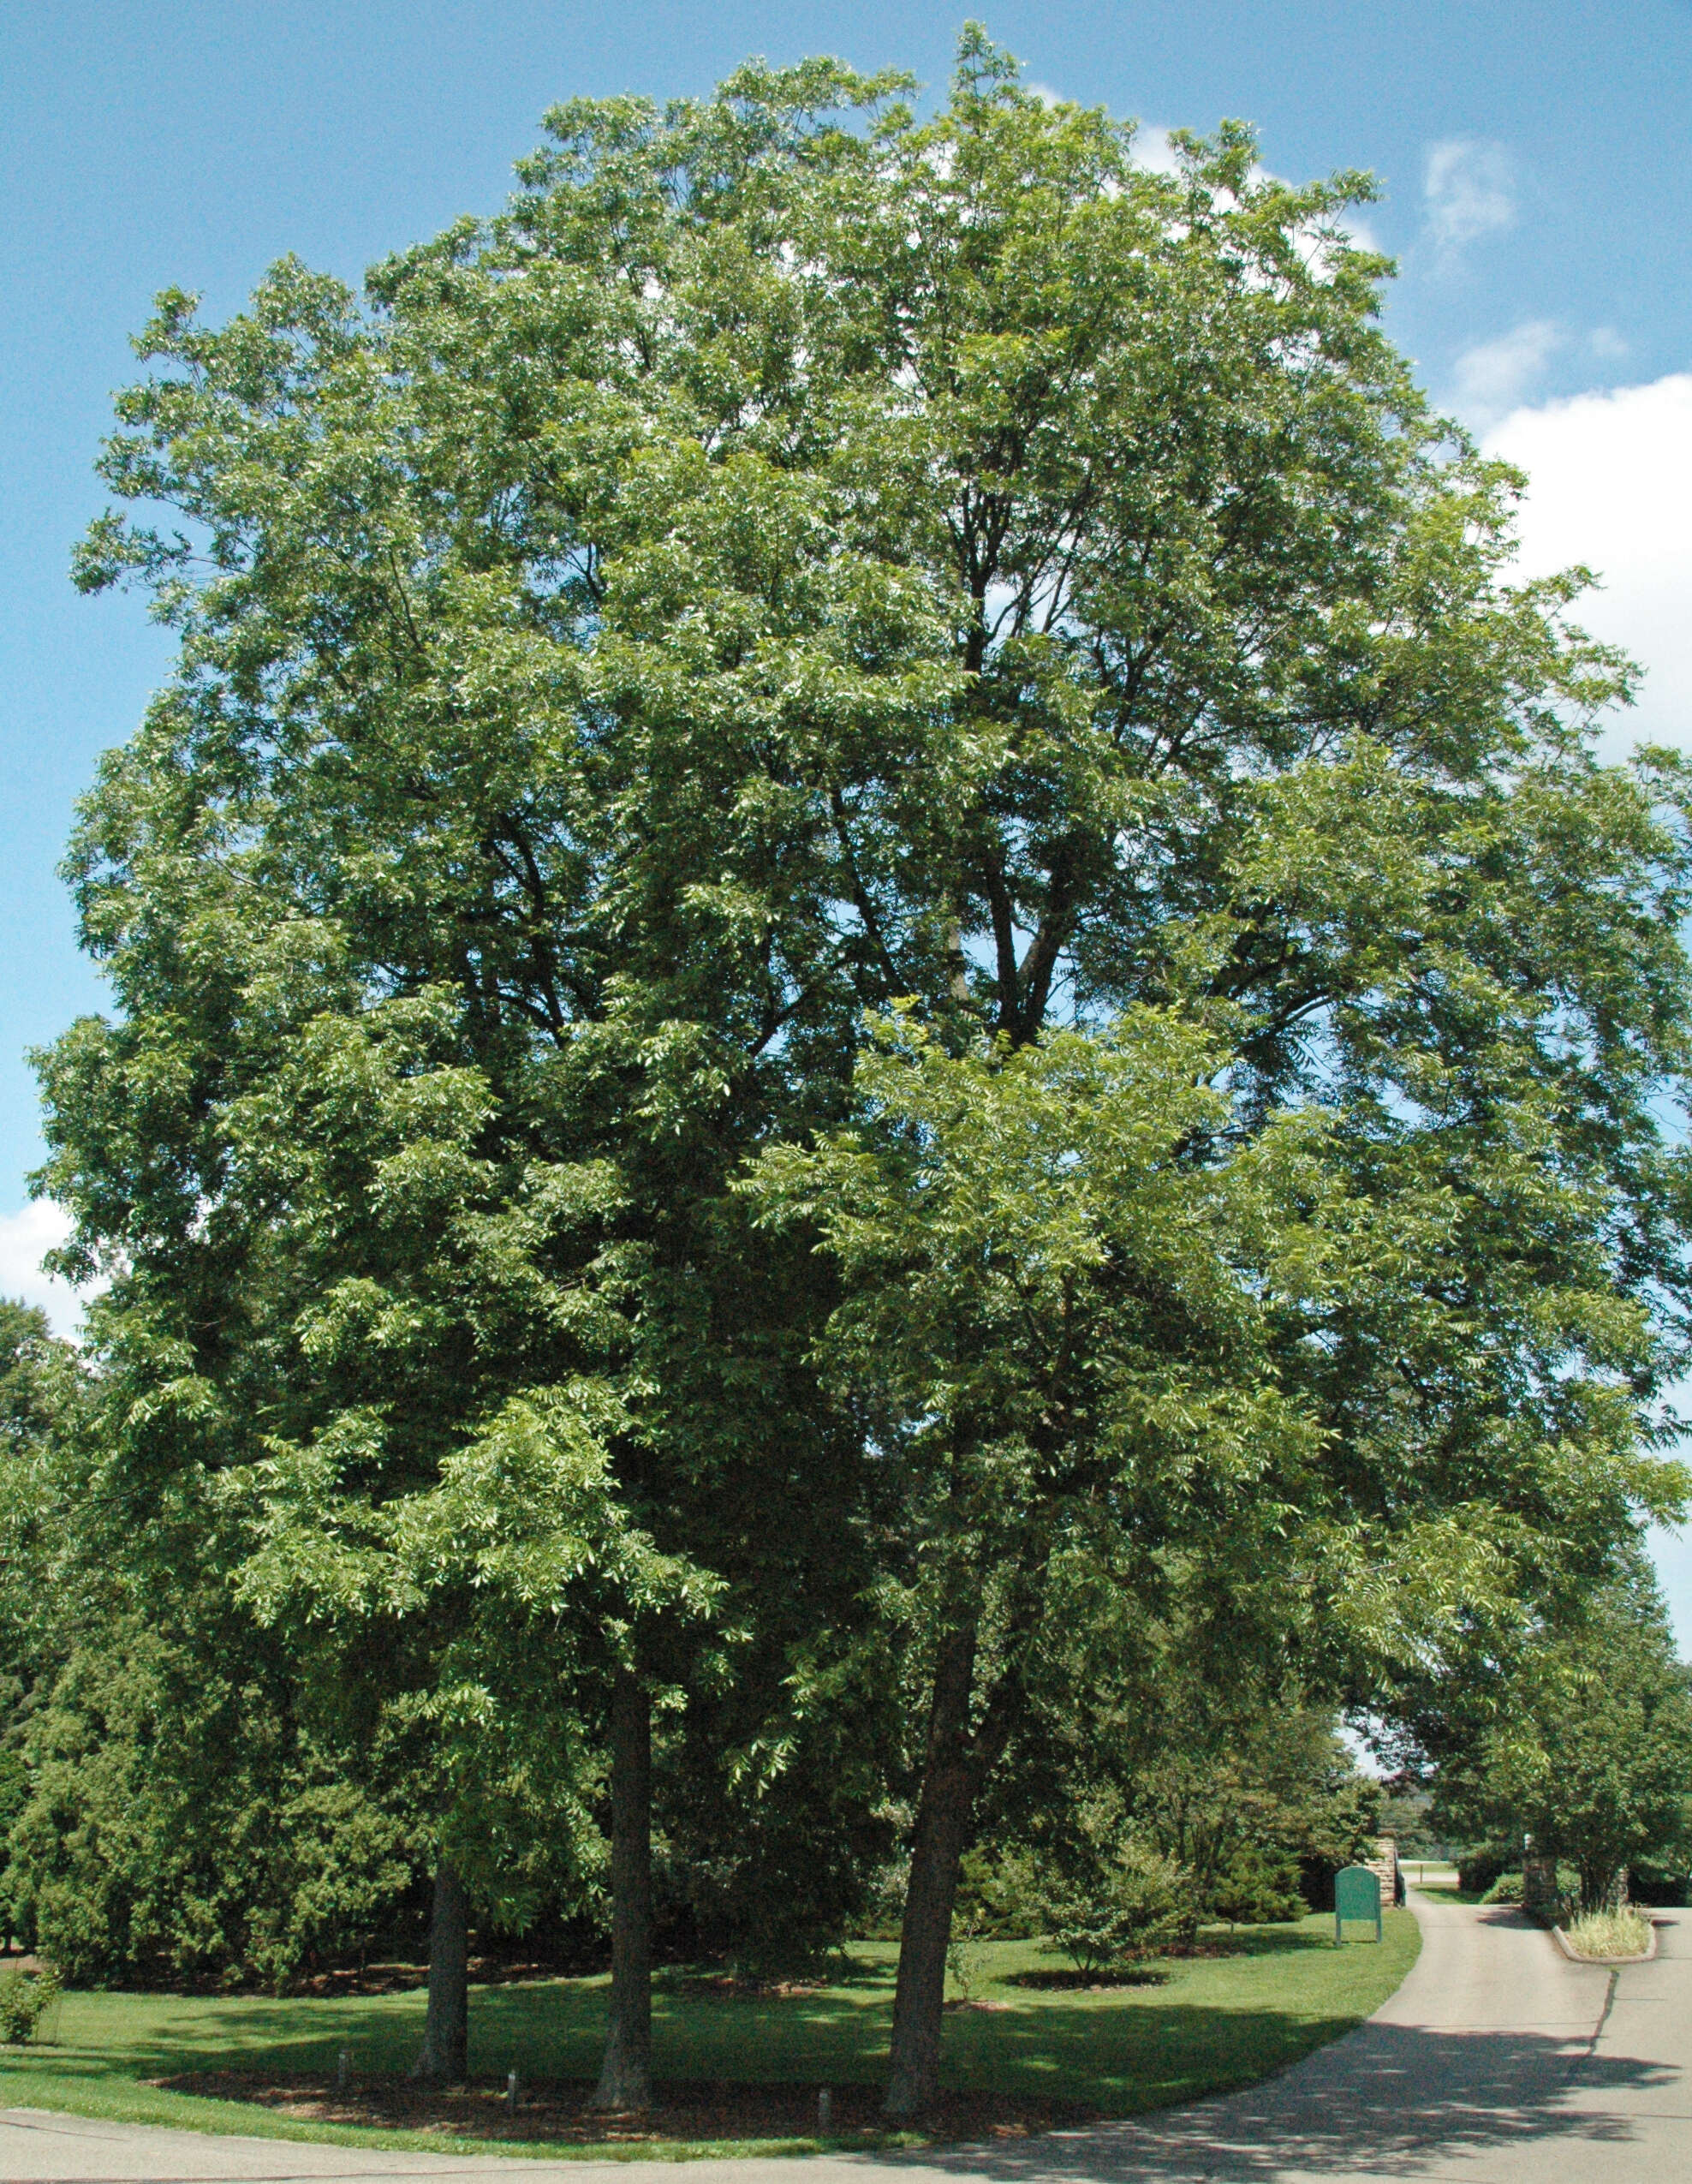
[1,1888,1683,2182]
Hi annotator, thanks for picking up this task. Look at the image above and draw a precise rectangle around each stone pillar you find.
[1522,1852,1562,1918]
[1364,1835,1398,1901]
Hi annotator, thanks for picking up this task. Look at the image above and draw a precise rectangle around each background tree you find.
[1043,1630,1385,1938]
[0,1300,83,1942]
[1431,1553,1692,1911]
[0,1298,425,1989]
[957,1578,1387,1943]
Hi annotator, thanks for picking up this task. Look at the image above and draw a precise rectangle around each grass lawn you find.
[0,1912,1420,2163]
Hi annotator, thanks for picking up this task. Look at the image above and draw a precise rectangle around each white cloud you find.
[1485,372,1692,749]
[1423,137,1516,260]
[1132,123,1184,177]
[1489,380,1692,1638]
[1450,320,1562,431]
[0,1201,86,1340]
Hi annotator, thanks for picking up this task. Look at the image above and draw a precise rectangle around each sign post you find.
[1334,1864,1383,1945]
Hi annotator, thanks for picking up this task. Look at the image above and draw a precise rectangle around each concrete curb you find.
[1551,1914,1659,1964]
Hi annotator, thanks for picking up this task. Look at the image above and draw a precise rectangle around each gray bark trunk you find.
[884,1626,980,2121]
[591,1667,653,2110]
[408,1859,468,2083]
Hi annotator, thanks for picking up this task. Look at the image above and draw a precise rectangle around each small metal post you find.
[818,2087,831,2133]
[507,2069,519,2113]
[337,2048,349,2092]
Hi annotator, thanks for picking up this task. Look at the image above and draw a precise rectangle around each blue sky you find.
[6,0,1692,1616]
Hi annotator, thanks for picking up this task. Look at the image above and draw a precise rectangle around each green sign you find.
[1334,1865,1382,1945]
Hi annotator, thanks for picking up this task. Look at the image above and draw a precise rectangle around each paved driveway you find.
[1,1889,1684,2181]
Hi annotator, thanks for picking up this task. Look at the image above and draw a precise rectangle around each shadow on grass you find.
[0,1974,900,2096]
[0,1915,1418,2155]
[0,1992,1388,2112]
[928,1998,1379,2109]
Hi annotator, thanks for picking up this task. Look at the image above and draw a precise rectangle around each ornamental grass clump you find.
[1564,1907,1652,1959]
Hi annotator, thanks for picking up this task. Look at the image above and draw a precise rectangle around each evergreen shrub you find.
[1208,1846,1305,1925]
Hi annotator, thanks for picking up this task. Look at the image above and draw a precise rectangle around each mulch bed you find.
[673,1972,831,2001]
[1006,1967,1168,1990]
[158,2071,1102,2147]
[292,1957,557,1999]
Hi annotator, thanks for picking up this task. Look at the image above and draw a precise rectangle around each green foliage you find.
[1457,1846,1515,1895]
[1208,1847,1307,1929]
[1128,1709,1381,1934]
[984,1674,1362,1962]
[0,1963,59,2044]
[1432,1554,1692,1912]
[943,1912,990,2004]
[994,1589,1384,1941]
[1626,1855,1687,1907]
[0,1292,450,1992]
[0,1303,87,1947]
[3,1606,418,1990]
[0,1302,72,1456]
[1377,1791,1434,1858]
[1034,1842,1189,1976]
[657,1763,890,1978]
[953,1847,1045,1941]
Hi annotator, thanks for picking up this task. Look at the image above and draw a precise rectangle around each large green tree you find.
[48,49,926,2097]
[42,26,1692,2115]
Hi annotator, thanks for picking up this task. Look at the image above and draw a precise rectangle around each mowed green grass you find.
[0,1912,1420,2163]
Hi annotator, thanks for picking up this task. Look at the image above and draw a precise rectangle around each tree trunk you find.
[884,1625,981,2121]
[592,1666,653,2110]
[1579,1859,1624,1914]
[408,1859,468,2083]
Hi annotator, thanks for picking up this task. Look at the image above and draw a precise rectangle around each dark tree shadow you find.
[903,2018,1665,2180]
